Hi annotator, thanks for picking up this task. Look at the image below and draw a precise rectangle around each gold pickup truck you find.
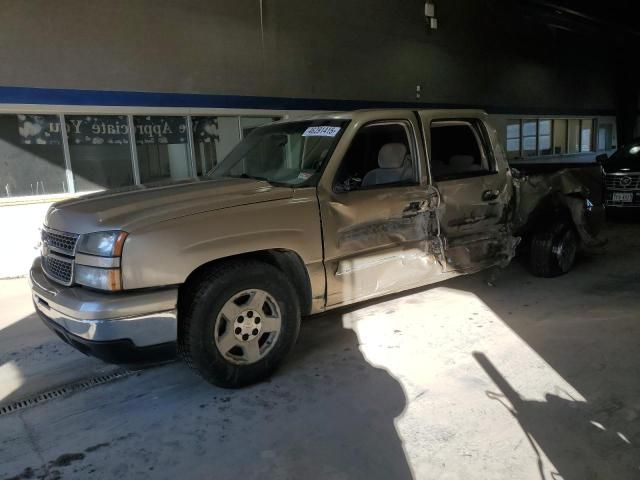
[30,109,605,387]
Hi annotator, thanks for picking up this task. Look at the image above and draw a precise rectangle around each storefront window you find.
[506,120,520,159]
[539,119,552,155]
[67,115,134,192]
[580,119,593,152]
[0,114,68,197]
[134,116,191,183]
[552,119,567,155]
[598,124,613,150]
[192,116,240,175]
[568,119,580,153]
[522,120,538,156]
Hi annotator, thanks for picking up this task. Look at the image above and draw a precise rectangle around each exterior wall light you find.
[425,1,437,30]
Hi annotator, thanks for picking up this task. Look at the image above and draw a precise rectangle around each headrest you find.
[449,155,476,169]
[378,143,407,169]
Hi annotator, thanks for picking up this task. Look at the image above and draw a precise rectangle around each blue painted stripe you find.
[0,85,617,117]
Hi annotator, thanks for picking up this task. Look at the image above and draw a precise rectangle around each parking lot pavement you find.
[1,222,639,480]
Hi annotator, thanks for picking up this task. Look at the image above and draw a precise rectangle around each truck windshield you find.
[207,120,348,186]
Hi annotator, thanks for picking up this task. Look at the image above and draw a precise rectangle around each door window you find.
[430,122,493,181]
[334,122,416,192]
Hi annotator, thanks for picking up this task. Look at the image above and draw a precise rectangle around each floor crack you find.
[18,413,51,479]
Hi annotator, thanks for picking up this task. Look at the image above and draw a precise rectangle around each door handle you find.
[482,189,500,201]
[403,201,424,216]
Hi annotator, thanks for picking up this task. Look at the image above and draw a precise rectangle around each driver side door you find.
[317,111,443,307]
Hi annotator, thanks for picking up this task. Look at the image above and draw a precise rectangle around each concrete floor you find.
[1,221,639,480]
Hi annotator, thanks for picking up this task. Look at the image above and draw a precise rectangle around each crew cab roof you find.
[281,108,489,123]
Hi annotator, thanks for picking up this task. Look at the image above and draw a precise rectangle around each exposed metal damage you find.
[332,165,605,297]
[513,166,607,250]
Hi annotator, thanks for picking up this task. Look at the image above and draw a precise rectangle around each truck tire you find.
[178,260,301,388]
[529,223,578,278]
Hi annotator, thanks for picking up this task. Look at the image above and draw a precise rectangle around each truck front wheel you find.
[529,223,578,277]
[178,261,301,388]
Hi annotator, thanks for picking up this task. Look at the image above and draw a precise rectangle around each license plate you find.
[612,192,633,202]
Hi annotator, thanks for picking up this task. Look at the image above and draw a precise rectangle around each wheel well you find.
[178,249,313,318]
[522,193,575,240]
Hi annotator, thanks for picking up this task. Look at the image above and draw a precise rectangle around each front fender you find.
[121,189,323,291]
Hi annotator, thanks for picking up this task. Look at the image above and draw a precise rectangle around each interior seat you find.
[361,143,413,187]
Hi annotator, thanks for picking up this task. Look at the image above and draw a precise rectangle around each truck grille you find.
[41,228,79,255]
[42,254,74,286]
[41,227,78,285]
[605,173,640,190]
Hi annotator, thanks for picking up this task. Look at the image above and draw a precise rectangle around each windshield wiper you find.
[235,173,271,182]
[228,173,290,188]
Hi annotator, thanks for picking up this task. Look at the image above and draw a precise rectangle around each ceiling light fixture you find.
[425,1,438,30]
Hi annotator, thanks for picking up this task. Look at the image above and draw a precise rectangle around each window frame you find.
[506,119,522,159]
[506,117,600,160]
[429,119,497,182]
[521,119,539,157]
[331,119,420,193]
[538,119,553,156]
[580,118,595,152]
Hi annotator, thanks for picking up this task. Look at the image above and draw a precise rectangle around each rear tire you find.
[529,223,578,277]
[178,260,301,388]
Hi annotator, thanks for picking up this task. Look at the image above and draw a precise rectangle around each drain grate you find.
[0,368,136,416]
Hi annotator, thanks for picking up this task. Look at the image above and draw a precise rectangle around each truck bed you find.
[510,161,604,206]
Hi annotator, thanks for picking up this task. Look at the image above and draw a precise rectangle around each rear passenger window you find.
[334,123,416,192]
[430,123,493,181]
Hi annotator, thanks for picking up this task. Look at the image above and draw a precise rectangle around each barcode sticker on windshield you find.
[302,126,341,137]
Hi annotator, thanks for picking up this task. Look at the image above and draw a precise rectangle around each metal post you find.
[186,115,197,177]
[200,142,207,172]
[518,119,523,159]
[59,114,75,194]
[237,116,245,171]
[127,115,141,184]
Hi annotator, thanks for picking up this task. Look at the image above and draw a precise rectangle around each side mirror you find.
[595,153,608,165]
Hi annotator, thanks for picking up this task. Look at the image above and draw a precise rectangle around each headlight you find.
[75,230,128,291]
[77,231,128,257]
[75,265,122,291]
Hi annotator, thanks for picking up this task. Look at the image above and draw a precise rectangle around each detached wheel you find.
[179,261,300,388]
[529,223,578,277]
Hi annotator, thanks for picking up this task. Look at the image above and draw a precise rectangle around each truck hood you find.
[602,157,640,174]
[45,177,294,234]
[603,143,640,173]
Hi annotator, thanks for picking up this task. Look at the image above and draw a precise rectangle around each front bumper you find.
[29,258,178,363]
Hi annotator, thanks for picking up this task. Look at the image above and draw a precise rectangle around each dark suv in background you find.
[599,140,640,210]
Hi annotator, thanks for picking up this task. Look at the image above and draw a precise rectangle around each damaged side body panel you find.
[314,109,604,309]
[420,113,521,275]
[323,187,450,306]
[315,110,453,307]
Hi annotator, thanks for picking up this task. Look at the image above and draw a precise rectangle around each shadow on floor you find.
[0,312,413,480]
[452,220,640,478]
[0,310,118,405]
[474,352,638,479]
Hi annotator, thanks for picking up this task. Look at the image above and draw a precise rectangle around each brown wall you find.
[0,0,617,113]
